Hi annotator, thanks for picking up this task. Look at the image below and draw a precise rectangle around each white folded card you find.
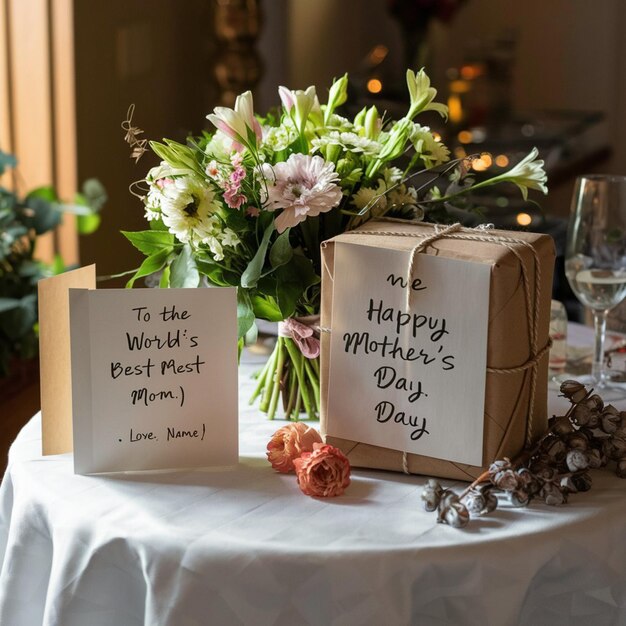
[326,242,491,466]
[69,286,238,474]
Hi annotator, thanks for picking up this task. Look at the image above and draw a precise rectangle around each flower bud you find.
[572,404,594,427]
[464,490,486,515]
[551,415,574,435]
[517,468,541,497]
[421,479,443,512]
[566,432,589,450]
[509,490,530,507]
[583,394,604,412]
[559,380,587,402]
[325,73,348,119]
[493,469,521,492]
[364,106,380,140]
[488,458,512,481]
[586,448,605,469]
[601,410,620,434]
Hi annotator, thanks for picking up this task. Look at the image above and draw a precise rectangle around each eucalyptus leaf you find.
[237,288,255,339]
[170,244,200,288]
[241,222,274,288]
[126,249,170,288]
[122,230,175,256]
[245,321,258,346]
[23,196,62,235]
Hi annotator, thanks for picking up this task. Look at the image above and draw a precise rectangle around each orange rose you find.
[293,443,351,497]
[266,422,322,473]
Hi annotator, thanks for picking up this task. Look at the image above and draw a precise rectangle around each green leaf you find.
[122,230,175,256]
[23,188,63,235]
[269,228,293,268]
[250,294,283,322]
[159,265,170,288]
[51,254,66,275]
[81,179,107,212]
[245,321,258,346]
[274,254,320,319]
[241,222,274,288]
[77,213,101,235]
[0,297,20,314]
[237,288,255,339]
[125,250,169,288]
[0,150,17,175]
[170,244,200,288]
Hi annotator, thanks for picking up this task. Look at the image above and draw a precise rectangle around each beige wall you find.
[73,0,216,282]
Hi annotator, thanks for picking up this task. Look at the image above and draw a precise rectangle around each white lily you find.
[474,147,548,200]
[279,85,318,133]
[206,91,262,151]
[406,68,448,120]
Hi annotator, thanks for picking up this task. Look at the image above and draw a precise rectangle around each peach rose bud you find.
[266,422,322,473]
[293,443,351,497]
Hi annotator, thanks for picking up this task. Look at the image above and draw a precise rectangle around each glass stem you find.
[591,309,608,386]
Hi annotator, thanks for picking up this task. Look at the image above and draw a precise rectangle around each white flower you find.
[279,85,319,132]
[160,176,222,244]
[262,124,298,151]
[388,184,418,209]
[311,131,381,155]
[205,235,224,260]
[260,153,343,233]
[383,167,403,187]
[220,228,240,249]
[205,130,235,161]
[410,124,450,168]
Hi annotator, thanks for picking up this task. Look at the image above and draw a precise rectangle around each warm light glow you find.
[457,129,472,144]
[460,64,484,80]
[449,79,470,94]
[432,131,442,143]
[495,154,510,167]
[368,45,388,65]
[471,158,488,172]
[448,95,462,124]
[516,212,533,227]
[480,153,493,168]
[367,78,383,94]
[454,147,467,159]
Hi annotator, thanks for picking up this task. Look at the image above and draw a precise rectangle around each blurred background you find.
[0,0,625,433]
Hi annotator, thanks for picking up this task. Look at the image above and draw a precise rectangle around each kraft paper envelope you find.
[38,265,96,455]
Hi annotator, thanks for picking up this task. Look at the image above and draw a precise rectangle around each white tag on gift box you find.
[327,242,491,466]
[70,287,238,474]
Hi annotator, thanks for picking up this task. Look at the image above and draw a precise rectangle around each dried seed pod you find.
[586,448,605,469]
[571,404,594,427]
[583,394,604,412]
[530,462,556,481]
[566,449,589,472]
[421,487,441,512]
[517,468,542,497]
[509,490,530,507]
[464,490,486,515]
[571,472,592,492]
[493,469,521,492]
[543,438,568,462]
[566,432,589,450]
[560,380,587,403]
[551,415,574,436]
[610,437,626,460]
[560,476,577,492]
[421,479,444,512]
[488,458,512,481]
[616,459,626,479]
[481,489,498,514]
[438,501,470,528]
[541,483,567,506]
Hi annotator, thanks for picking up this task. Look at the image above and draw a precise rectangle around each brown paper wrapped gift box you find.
[320,221,556,481]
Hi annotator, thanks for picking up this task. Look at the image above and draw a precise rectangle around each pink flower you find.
[206,91,262,152]
[224,187,247,209]
[260,154,343,233]
[246,206,260,217]
[156,177,174,189]
[293,443,351,497]
[266,423,322,473]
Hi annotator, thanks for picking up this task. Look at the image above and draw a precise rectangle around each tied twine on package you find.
[320,220,556,481]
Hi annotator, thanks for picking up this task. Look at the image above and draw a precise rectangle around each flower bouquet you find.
[123,69,547,420]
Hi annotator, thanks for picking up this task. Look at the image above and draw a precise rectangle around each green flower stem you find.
[266,337,285,420]
[249,356,270,404]
[259,343,279,413]
[284,338,315,420]
[303,357,320,408]
[285,365,298,417]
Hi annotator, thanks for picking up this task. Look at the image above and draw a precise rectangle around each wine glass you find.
[565,175,626,393]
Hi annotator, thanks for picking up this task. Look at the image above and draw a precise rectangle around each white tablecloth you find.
[1,327,626,626]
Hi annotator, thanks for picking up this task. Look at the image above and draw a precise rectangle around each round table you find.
[2,329,626,626]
